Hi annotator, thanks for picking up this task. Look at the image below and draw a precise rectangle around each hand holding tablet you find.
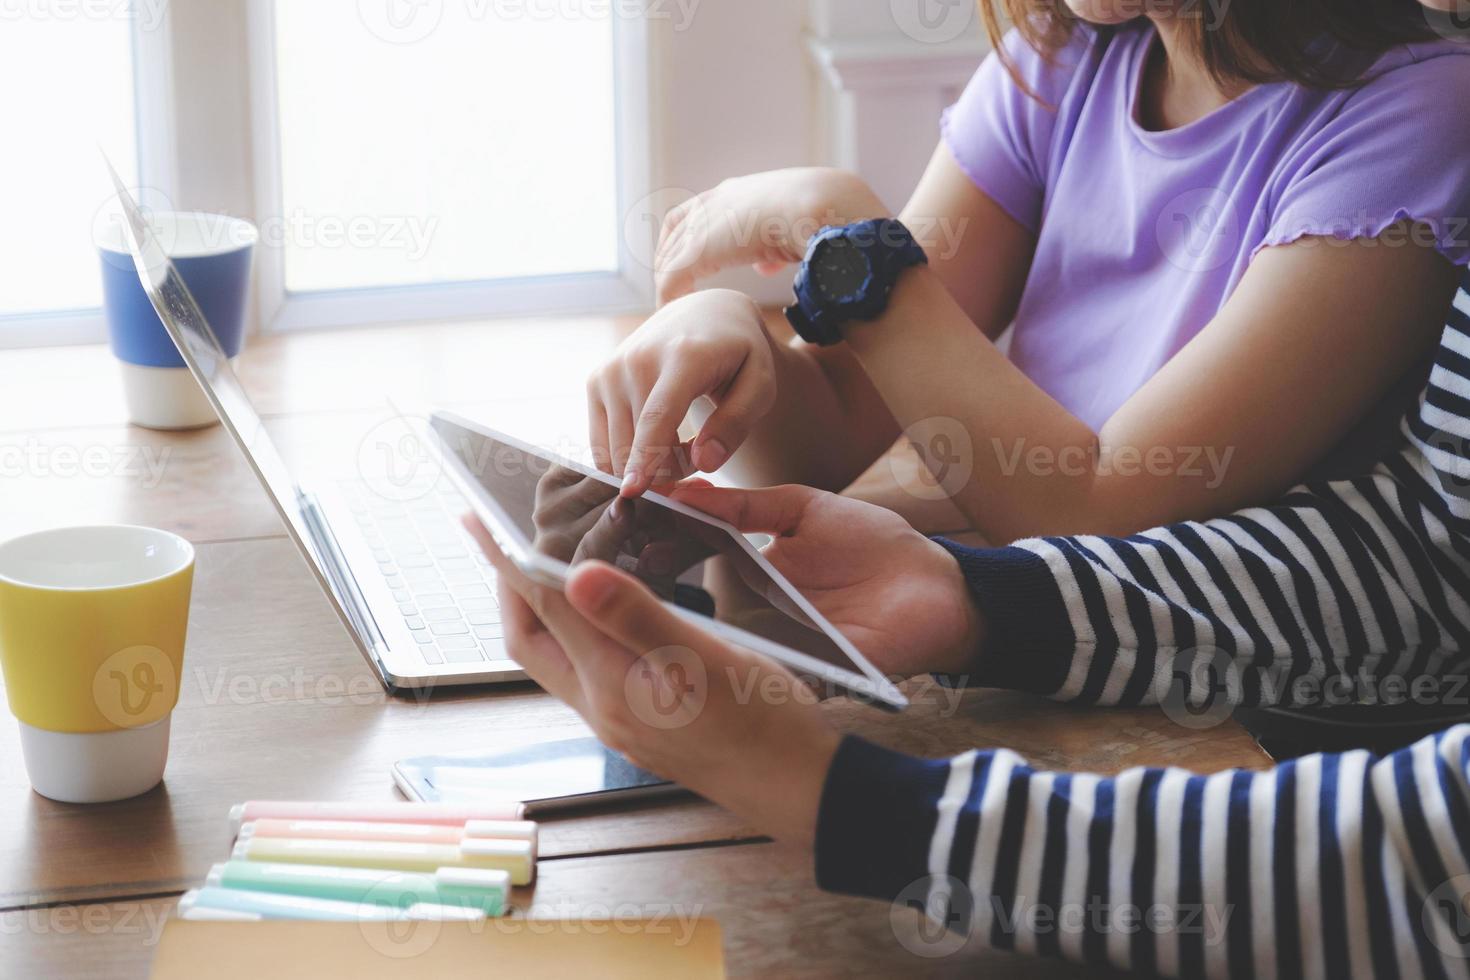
[427,412,908,710]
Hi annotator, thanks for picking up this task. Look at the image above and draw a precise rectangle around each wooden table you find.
[0,316,1269,977]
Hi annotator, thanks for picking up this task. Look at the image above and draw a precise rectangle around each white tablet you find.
[427,411,907,711]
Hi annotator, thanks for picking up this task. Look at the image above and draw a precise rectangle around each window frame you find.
[244,1,654,335]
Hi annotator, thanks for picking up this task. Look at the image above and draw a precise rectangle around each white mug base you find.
[118,360,224,431]
[18,716,170,804]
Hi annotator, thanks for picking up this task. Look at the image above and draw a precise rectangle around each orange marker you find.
[240,817,537,856]
[227,800,524,835]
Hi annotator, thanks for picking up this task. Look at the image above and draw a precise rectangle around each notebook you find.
[149,917,726,979]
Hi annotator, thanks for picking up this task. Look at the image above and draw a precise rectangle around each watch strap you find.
[785,218,927,346]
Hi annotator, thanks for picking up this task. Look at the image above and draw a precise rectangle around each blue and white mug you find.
[96,211,257,429]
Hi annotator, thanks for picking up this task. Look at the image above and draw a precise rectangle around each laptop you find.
[105,163,520,691]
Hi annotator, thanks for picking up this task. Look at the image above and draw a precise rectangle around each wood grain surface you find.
[0,316,1266,977]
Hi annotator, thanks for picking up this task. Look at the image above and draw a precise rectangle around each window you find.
[0,13,142,344]
[252,1,649,331]
[2,2,833,350]
[271,5,619,294]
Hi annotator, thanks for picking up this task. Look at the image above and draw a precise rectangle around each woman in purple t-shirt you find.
[588,1,1470,546]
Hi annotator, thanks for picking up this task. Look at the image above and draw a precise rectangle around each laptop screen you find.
[102,161,362,642]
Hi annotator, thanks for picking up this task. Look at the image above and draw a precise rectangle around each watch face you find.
[810,236,870,302]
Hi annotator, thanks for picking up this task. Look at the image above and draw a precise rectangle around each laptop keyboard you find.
[339,480,506,667]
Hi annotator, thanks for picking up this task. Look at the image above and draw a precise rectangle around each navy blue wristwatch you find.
[784,218,928,346]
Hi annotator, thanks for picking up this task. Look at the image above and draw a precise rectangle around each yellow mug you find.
[0,525,194,803]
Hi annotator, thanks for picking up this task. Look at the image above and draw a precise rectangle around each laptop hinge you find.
[296,490,391,666]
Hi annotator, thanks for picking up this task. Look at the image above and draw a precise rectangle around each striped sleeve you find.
[816,725,1470,978]
[932,278,1470,710]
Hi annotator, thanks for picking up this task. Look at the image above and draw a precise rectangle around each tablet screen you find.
[429,414,891,697]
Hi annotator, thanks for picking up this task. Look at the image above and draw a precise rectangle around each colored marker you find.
[233,835,535,885]
[176,887,486,922]
[206,861,509,916]
[227,800,524,834]
[177,905,262,922]
[239,817,537,854]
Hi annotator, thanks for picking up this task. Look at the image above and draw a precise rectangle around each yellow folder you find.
[149,917,725,979]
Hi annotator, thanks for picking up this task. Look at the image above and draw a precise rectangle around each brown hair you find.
[980,0,1441,89]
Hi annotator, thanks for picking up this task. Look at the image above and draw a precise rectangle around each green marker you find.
[206,860,509,916]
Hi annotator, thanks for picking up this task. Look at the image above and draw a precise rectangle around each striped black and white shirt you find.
[815,272,1470,977]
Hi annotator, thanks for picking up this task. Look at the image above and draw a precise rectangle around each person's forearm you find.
[933,453,1470,708]
[842,265,1116,542]
[845,227,1461,544]
[841,437,976,536]
[723,333,901,491]
[816,726,1470,977]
